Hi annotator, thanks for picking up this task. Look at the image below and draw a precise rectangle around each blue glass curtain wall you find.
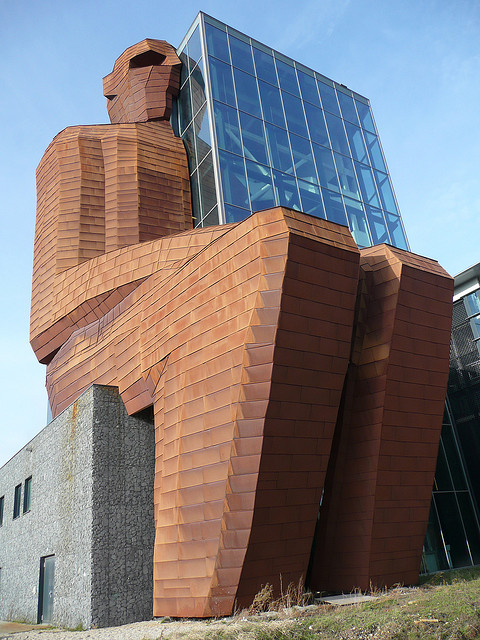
[176,12,409,249]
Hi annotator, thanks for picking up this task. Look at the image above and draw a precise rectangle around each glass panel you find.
[23,477,31,513]
[179,48,189,86]
[225,203,250,223]
[298,180,325,218]
[365,205,390,244]
[386,213,408,250]
[190,169,201,226]
[258,80,286,128]
[434,440,454,491]
[318,81,340,115]
[282,92,308,138]
[470,317,480,340]
[290,134,317,184]
[273,170,301,210]
[190,62,207,116]
[213,100,242,155]
[246,160,275,211]
[265,123,294,174]
[205,23,230,63]
[178,76,193,133]
[322,188,347,226]
[324,112,349,155]
[183,123,196,170]
[198,154,217,216]
[304,103,329,147]
[194,104,212,165]
[355,99,375,132]
[345,122,368,164]
[187,26,202,67]
[423,503,450,572]
[457,493,480,565]
[208,57,236,107]
[434,493,472,568]
[218,149,249,209]
[337,91,359,125]
[252,47,278,85]
[202,205,220,227]
[233,68,262,117]
[365,132,387,172]
[375,171,398,213]
[465,292,480,317]
[356,163,380,207]
[229,35,255,74]
[297,70,321,106]
[335,153,360,200]
[345,198,370,246]
[441,425,467,490]
[275,58,300,96]
[239,112,268,165]
[312,144,340,192]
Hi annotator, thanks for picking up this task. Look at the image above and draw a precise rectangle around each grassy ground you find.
[176,567,480,640]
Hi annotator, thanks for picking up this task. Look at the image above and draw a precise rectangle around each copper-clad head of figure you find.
[103,39,182,124]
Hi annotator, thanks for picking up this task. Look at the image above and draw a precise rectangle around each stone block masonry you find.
[0,385,155,628]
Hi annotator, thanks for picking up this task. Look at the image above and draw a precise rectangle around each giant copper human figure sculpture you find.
[31,39,453,617]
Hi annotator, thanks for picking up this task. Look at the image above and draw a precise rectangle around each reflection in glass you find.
[386,213,408,250]
[229,35,255,74]
[240,112,268,165]
[214,101,242,155]
[195,104,212,164]
[422,505,450,573]
[190,169,201,226]
[198,153,217,216]
[365,132,386,172]
[273,171,300,210]
[465,292,480,317]
[365,205,389,244]
[219,149,249,209]
[434,441,454,491]
[345,123,368,164]
[282,92,308,138]
[178,77,193,133]
[297,70,321,106]
[275,58,300,96]
[298,180,324,218]
[190,62,207,117]
[304,103,329,146]
[313,144,339,192]
[375,171,398,213]
[290,134,317,184]
[246,160,275,211]
[355,100,375,132]
[434,493,471,568]
[457,493,480,564]
[202,205,219,226]
[337,92,359,125]
[324,112,349,155]
[258,81,286,128]
[183,124,196,170]
[187,26,202,67]
[345,198,370,246]
[205,23,230,62]
[252,47,277,85]
[470,317,480,340]
[318,82,340,115]
[225,203,250,223]
[179,48,189,87]
[234,68,262,117]
[265,123,294,174]
[209,57,236,107]
[441,425,468,490]
[356,163,380,207]
[322,188,347,226]
[335,153,360,200]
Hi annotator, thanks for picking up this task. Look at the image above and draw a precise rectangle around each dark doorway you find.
[37,555,55,624]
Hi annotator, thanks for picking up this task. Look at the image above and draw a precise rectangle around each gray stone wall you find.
[0,385,155,629]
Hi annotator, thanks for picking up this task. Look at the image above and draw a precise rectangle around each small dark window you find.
[0,496,4,526]
[13,484,21,519]
[129,50,165,68]
[23,477,32,514]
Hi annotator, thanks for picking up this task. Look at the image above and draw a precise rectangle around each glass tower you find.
[175,12,409,250]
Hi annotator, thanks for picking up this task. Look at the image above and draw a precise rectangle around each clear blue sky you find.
[1,0,479,466]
